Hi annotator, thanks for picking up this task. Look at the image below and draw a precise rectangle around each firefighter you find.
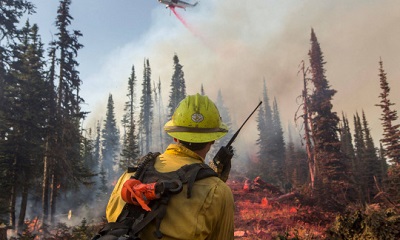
[106,93,234,240]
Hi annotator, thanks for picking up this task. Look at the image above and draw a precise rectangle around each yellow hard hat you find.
[164,93,228,143]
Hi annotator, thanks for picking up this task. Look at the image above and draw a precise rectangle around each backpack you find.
[93,152,218,240]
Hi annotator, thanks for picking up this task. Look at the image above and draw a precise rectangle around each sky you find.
[26,0,400,156]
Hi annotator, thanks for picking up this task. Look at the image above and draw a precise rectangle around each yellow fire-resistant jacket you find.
[106,143,235,240]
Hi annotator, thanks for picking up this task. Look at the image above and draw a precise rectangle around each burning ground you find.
[228,178,333,239]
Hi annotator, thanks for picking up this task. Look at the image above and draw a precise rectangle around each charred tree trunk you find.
[17,177,28,233]
[9,156,17,230]
[41,141,50,225]
[50,173,58,224]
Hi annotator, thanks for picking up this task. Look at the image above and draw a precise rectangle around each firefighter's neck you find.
[174,138,212,159]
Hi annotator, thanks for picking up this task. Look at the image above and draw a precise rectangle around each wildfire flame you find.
[68,210,72,220]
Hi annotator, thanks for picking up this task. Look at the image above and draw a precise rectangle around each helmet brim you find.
[164,120,228,143]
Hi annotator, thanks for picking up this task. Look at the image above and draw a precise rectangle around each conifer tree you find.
[307,28,351,210]
[375,59,400,202]
[375,59,400,165]
[353,113,365,200]
[139,59,153,154]
[0,0,35,224]
[167,53,186,119]
[271,98,286,186]
[43,0,90,224]
[120,65,140,169]
[361,110,381,201]
[256,99,267,178]
[256,79,274,182]
[101,94,120,181]
[5,21,48,230]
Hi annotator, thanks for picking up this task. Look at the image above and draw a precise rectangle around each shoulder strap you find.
[177,163,218,198]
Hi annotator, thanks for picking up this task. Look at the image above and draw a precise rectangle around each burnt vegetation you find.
[1,1,400,239]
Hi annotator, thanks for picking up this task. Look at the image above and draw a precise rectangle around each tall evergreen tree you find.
[308,28,351,210]
[256,98,267,178]
[361,110,381,201]
[375,59,400,165]
[353,113,365,201]
[271,98,286,186]
[0,0,35,224]
[120,65,140,170]
[101,94,120,181]
[41,0,90,225]
[256,79,274,182]
[167,53,186,119]
[4,21,47,230]
[139,59,153,154]
[375,59,400,202]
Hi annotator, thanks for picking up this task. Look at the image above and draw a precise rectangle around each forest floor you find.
[8,177,341,240]
[228,178,335,239]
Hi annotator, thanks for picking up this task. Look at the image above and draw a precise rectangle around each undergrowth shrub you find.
[326,205,400,239]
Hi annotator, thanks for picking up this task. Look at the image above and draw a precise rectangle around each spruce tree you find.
[353,113,365,201]
[308,28,351,210]
[0,0,34,224]
[43,0,90,224]
[271,98,286,186]
[101,94,120,181]
[8,21,49,230]
[167,53,186,119]
[375,59,400,202]
[361,110,381,201]
[139,59,153,154]
[256,98,268,179]
[120,65,140,169]
[256,79,274,182]
[375,59,400,165]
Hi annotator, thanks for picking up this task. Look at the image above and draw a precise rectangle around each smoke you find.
[83,0,400,157]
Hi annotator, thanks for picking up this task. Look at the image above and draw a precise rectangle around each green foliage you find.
[167,53,186,119]
[327,206,400,239]
[71,218,94,240]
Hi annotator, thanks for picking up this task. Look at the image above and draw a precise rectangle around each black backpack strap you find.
[130,197,170,239]
[178,163,218,198]
[92,222,130,240]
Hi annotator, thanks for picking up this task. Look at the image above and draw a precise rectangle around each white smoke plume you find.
[82,0,400,156]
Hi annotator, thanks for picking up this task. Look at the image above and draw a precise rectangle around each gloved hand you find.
[212,146,234,182]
